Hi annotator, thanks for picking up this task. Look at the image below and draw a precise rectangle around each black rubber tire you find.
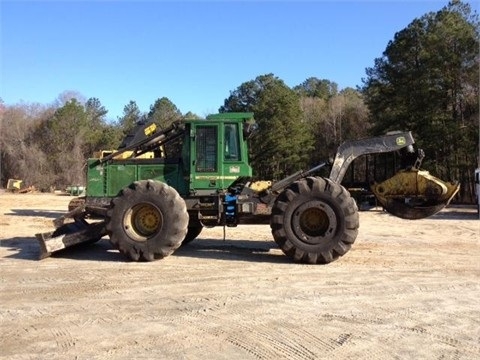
[105,180,188,261]
[181,226,203,246]
[270,176,359,264]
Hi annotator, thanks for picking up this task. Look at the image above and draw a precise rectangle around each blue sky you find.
[1,0,476,121]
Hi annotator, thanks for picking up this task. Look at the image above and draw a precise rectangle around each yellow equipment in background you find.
[7,179,23,192]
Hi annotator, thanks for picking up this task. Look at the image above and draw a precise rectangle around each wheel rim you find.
[124,203,163,241]
[292,201,337,245]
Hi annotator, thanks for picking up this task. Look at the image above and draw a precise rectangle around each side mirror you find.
[243,122,258,139]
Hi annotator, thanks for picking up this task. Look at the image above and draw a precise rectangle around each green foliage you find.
[33,99,89,186]
[297,86,370,168]
[293,77,338,100]
[147,97,183,129]
[0,97,124,189]
[183,111,202,120]
[221,74,314,180]
[118,101,143,136]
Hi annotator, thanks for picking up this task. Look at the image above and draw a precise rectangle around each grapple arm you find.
[328,131,459,220]
[328,132,415,183]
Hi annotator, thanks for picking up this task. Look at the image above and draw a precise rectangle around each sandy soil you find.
[0,192,479,360]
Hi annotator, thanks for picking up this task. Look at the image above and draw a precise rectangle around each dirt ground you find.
[0,192,479,360]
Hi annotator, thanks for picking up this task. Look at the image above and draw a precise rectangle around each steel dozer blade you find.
[35,204,107,259]
[36,220,107,259]
[371,169,460,220]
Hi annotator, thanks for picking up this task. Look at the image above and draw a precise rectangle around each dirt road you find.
[1,192,479,359]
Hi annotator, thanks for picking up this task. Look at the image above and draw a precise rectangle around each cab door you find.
[190,123,221,191]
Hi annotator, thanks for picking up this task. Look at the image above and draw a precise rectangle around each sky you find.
[1,0,478,121]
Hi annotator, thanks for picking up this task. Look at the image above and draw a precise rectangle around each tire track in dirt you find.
[321,312,480,358]
[8,281,122,300]
[182,313,320,360]
[51,327,77,351]
[157,292,360,359]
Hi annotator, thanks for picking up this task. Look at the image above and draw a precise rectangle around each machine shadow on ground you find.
[1,237,119,262]
[7,208,67,219]
[1,236,290,264]
[430,205,478,220]
[173,238,289,264]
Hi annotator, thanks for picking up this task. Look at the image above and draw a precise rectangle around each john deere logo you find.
[396,136,406,146]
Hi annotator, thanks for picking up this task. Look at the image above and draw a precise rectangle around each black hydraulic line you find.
[97,121,185,164]
[270,162,327,193]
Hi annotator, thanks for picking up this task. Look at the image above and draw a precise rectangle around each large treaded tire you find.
[181,226,203,246]
[270,177,359,264]
[105,180,188,261]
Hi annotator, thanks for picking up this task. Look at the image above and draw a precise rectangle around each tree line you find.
[0,0,478,202]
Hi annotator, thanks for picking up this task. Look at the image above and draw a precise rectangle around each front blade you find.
[35,220,106,259]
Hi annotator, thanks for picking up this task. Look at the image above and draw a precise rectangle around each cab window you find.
[224,123,240,161]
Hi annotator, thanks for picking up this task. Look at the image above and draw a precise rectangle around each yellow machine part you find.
[248,181,272,192]
[93,150,155,159]
[371,169,460,219]
[143,123,157,136]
